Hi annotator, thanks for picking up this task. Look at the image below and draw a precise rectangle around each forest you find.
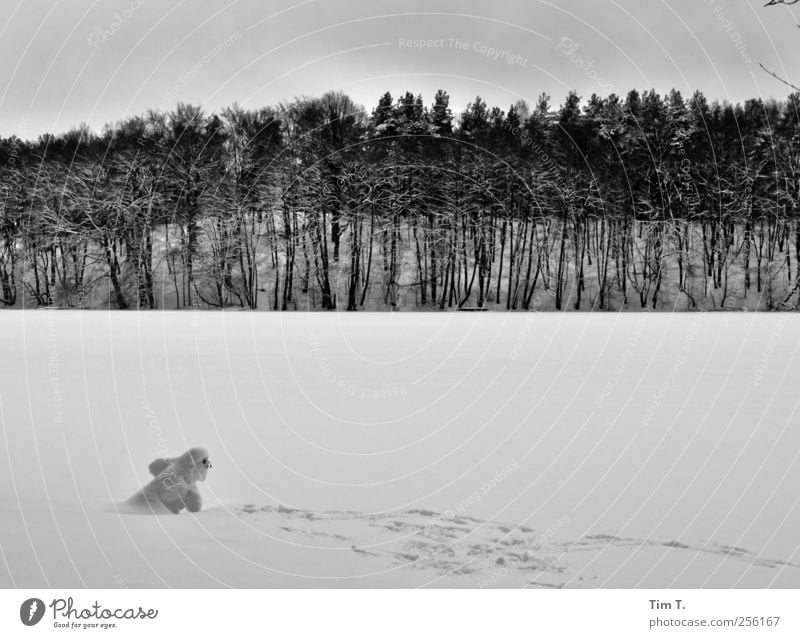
[1,87,799,311]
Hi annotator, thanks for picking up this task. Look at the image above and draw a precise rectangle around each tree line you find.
[1,87,799,311]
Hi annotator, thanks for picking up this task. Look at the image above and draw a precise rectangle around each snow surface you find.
[1,310,799,587]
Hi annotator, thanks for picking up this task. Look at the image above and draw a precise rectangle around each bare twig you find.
[760,0,800,89]
[759,63,800,92]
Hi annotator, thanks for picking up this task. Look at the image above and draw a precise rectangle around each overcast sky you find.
[1,0,799,138]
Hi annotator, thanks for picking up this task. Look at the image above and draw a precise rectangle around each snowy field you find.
[1,310,799,588]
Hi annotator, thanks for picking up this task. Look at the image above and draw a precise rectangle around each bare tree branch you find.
[759,63,800,91]
[762,4,800,89]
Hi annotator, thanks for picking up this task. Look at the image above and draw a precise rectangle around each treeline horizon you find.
[1,87,799,311]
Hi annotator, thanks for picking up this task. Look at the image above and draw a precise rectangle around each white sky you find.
[1,0,799,138]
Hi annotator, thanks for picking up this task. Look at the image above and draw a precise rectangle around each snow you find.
[1,310,799,587]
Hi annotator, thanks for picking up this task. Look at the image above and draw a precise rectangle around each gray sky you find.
[1,0,799,138]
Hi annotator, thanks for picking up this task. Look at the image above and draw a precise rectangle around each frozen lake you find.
[1,310,798,587]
